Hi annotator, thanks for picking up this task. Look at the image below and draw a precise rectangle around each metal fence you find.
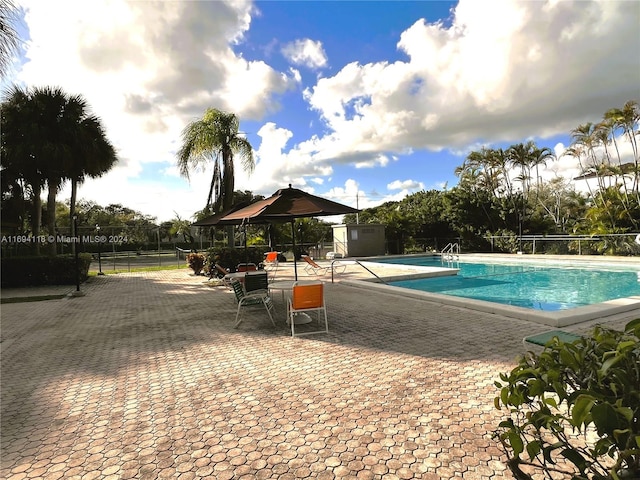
[484,233,640,255]
[3,226,638,272]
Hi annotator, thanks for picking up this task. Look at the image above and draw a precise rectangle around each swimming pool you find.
[343,254,640,327]
[376,256,640,311]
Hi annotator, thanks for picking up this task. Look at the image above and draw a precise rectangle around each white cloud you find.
[387,179,425,191]
[281,38,328,69]
[354,154,397,169]
[12,0,301,222]
[301,0,639,159]
[9,0,639,223]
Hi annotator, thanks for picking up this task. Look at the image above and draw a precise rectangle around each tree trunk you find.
[47,179,59,256]
[222,146,235,248]
[70,178,78,254]
[31,183,42,255]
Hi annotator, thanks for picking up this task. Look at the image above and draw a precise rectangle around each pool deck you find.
[1,260,638,479]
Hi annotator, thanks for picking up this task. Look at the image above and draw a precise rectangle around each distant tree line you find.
[344,101,639,255]
[2,81,637,258]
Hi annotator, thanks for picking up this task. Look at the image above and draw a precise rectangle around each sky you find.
[4,0,640,224]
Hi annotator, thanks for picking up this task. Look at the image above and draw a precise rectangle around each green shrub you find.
[1,254,92,287]
[203,247,273,274]
[186,252,205,275]
[494,319,640,479]
[490,229,521,253]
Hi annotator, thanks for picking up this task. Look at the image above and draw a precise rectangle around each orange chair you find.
[237,263,257,272]
[287,281,328,337]
[264,251,279,266]
[301,255,329,275]
[301,255,345,276]
[263,251,279,280]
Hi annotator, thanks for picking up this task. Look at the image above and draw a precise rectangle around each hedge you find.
[1,254,93,287]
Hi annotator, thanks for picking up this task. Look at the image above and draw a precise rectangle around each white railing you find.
[441,242,460,261]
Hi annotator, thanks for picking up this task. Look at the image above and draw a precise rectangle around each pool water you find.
[377,256,640,311]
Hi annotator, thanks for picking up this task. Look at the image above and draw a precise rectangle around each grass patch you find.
[88,264,189,276]
[1,294,67,304]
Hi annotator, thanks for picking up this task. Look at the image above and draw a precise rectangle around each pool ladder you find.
[441,243,460,262]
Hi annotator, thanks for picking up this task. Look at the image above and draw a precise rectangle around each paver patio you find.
[1,263,636,479]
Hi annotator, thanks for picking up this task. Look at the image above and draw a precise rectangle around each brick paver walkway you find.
[1,265,636,479]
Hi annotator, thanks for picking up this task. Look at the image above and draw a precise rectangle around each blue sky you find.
[4,0,639,223]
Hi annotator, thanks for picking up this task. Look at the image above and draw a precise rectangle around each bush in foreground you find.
[494,319,639,479]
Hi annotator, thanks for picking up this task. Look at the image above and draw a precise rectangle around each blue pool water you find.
[376,256,640,311]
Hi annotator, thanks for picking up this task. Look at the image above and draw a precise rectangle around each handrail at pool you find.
[441,242,460,260]
[331,259,388,285]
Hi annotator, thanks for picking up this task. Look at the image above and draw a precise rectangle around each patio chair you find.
[244,271,269,295]
[230,278,275,328]
[301,255,346,276]
[287,280,328,337]
[210,263,236,288]
[523,330,581,347]
[237,263,257,272]
[210,263,229,279]
[301,255,330,275]
[264,251,279,265]
[263,251,279,280]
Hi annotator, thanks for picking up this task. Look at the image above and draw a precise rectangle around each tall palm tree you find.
[1,85,45,250]
[507,142,535,198]
[530,145,555,199]
[570,123,606,190]
[0,0,20,80]
[67,115,118,230]
[177,109,254,247]
[2,85,117,254]
[177,108,254,214]
[29,87,85,254]
[488,148,513,199]
[606,101,639,196]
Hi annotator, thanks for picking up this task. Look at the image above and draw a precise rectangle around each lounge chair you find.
[210,263,230,279]
[212,264,248,289]
[230,278,275,328]
[237,263,257,272]
[210,263,236,288]
[287,280,328,337]
[301,255,346,276]
[523,330,581,347]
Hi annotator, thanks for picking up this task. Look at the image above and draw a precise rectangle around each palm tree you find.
[177,108,254,214]
[67,115,118,231]
[487,148,514,198]
[1,85,45,251]
[530,145,555,200]
[570,123,606,190]
[606,101,639,196]
[507,142,536,198]
[0,0,20,80]
[29,87,85,254]
[2,85,117,254]
[170,214,194,244]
